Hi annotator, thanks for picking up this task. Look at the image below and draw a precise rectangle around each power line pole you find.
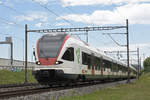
[25,24,28,83]
[139,57,141,75]
[0,37,13,69]
[137,48,140,79]
[10,42,13,68]
[86,30,88,43]
[126,19,130,83]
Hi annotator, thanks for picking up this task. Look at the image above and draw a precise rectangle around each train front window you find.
[62,47,74,61]
[38,34,67,58]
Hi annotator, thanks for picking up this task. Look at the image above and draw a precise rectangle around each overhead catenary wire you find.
[0,3,25,15]
[0,2,43,45]
[65,6,88,24]
[0,20,13,26]
[32,0,75,27]
[0,3,25,28]
[107,34,126,47]
[0,1,68,28]
[47,1,92,28]
[0,32,10,36]
[43,6,74,26]
[0,32,24,43]
[0,17,24,28]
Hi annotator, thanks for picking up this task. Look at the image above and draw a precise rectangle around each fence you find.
[0,66,35,72]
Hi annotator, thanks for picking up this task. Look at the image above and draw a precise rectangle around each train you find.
[32,33,137,84]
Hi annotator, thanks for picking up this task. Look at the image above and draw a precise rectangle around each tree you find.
[143,57,150,72]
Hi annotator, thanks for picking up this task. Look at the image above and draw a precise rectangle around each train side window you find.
[82,52,88,65]
[103,60,111,71]
[116,65,119,72]
[103,61,106,71]
[100,59,103,70]
[94,57,96,70]
[118,65,120,72]
[87,55,91,69]
[98,59,101,70]
[122,66,126,72]
[94,57,97,70]
[114,63,118,72]
[62,47,74,61]
[122,66,125,72]
[110,63,113,71]
[94,57,100,70]
[119,65,122,72]
[103,67,106,71]
[112,63,116,72]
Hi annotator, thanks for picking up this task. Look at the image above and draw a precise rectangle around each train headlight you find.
[55,61,59,64]
[55,61,63,65]
[36,61,41,65]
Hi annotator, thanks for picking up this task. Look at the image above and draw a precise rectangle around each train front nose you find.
[34,34,69,84]
[37,34,67,66]
[33,69,64,84]
[41,70,64,78]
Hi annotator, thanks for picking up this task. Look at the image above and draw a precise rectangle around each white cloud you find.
[35,22,42,27]
[61,0,150,7]
[55,22,70,26]
[32,0,49,5]
[15,12,48,22]
[0,1,2,4]
[57,3,150,25]
[7,22,14,25]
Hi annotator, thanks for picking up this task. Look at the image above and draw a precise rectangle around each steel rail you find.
[0,83,39,88]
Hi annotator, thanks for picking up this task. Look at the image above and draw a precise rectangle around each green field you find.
[0,70,37,84]
[61,73,150,100]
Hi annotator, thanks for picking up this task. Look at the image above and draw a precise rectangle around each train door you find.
[61,47,75,69]
[74,47,82,74]
[91,53,95,75]
[100,57,103,76]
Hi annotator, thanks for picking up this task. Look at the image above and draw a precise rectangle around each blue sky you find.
[0,0,150,65]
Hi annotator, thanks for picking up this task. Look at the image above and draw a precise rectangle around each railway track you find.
[0,79,135,99]
[0,83,39,88]
[0,83,42,93]
[0,87,50,99]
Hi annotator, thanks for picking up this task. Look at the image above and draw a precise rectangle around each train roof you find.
[69,34,128,67]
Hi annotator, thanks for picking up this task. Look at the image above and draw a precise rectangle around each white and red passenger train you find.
[32,33,137,84]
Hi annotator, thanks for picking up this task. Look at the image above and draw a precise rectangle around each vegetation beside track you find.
[0,70,37,84]
[61,73,150,100]
[144,57,150,72]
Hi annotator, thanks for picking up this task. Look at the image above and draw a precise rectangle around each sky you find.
[0,0,150,66]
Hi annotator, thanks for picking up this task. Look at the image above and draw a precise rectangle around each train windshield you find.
[38,34,67,58]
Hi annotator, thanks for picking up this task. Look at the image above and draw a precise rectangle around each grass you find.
[61,73,150,100]
[0,70,37,84]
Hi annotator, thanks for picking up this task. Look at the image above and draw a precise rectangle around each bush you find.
[143,57,150,72]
